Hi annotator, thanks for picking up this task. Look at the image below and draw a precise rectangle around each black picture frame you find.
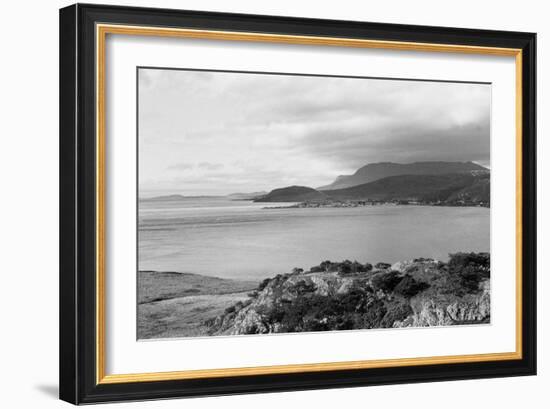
[60,3,536,405]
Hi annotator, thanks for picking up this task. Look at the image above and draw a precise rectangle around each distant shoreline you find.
[264,200,490,210]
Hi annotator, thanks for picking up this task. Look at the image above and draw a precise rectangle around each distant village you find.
[265,198,490,210]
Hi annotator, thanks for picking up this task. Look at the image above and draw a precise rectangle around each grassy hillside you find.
[138,271,258,339]
[138,271,257,304]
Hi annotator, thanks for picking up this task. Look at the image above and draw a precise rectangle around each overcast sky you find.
[138,68,490,197]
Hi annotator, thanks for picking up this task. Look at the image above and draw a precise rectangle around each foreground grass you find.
[138,271,257,339]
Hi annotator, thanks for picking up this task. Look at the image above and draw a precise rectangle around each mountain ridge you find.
[325,173,489,203]
[318,161,488,190]
[255,172,489,206]
[144,161,490,206]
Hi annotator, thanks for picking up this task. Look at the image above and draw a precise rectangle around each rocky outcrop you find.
[206,253,490,336]
[394,282,490,328]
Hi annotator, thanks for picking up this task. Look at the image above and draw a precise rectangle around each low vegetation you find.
[206,252,491,335]
[308,260,373,275]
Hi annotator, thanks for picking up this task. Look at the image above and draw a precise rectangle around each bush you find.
[288,280,316,296]
[257,278,271,291]
[448,252,490,274]
[448,252,490,293]
[351,261,370,273]
[337,260,353,275]
[320,260,337,272]
[354,298,386,329]
[380,303,413,327]
[262,285,382,333]
[309,265,324,273]
[306,260,373,276]
[243,324,259,334]
[310,260,373,276]
[375,262,392,270]
[393,275,430,298]
[224,305,236,314]
[371,270,403,293]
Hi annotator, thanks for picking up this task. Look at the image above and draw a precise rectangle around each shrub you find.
[330,316,355,331]
[448,252,490,293]
[257,278,271,291]
[336,260,374,276]
[311,260,374,276]
[224,305,236,314]
[393,275,430,298]
[337,288,373,313]
[309,265,324,273]
[262,285,382,332]
[338,260,353,275]
[350,261,370,273]
[371,270,403,293]
[380,303,413,328]
[375,262,392,270]
[354,299,386,329]
[243,324,259,334]
[288,280,316,296]
[448,252,488,270]
[264,297,314,332]
[319,260,335,272]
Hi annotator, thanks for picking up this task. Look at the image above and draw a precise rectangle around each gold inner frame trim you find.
[96,23,523,385]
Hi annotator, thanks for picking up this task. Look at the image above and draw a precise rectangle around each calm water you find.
[138,197,490,280]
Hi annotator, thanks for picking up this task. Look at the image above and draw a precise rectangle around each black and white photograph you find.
[50,2,540,405]
[137,68,491,340]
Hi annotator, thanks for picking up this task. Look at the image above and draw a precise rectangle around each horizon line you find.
[140,160,490,199]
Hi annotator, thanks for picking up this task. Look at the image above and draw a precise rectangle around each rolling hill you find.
[254,186,328,202]
[256,173,490,205]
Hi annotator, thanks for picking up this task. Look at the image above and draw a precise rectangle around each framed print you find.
[59,4,536,404]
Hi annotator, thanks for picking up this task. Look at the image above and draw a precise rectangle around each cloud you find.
[166,162,194,171]
[138,68,490,196]
[168,162,224,171]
